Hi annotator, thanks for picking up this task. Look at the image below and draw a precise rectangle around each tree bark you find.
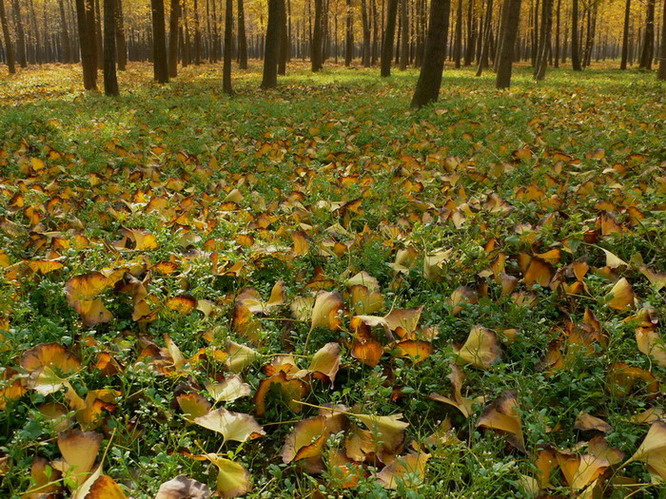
[452,0,462,68]
[571,0,581,70]
[361,0,371,66]
[75,0,97,89]
[237,0,247,68]
[475,0,493,76]
[411,0,451,107]
[103,0,119,95]
[345,0,354,65]
[534,0,552,79]
[58,0,73,63]
[193,0,202,64]
[115,0,127,70]
[311,0,323,71]
[151,0,169,82]
[0,0,15,73]
[223,0,233,93]
[278,0,288,74]
[168,0,180,77]
[261,0,282,87]
[380,0,398,76]
[11,0,26,68]
[639,0,655,69]
[399,0,409,69]
[496,0,521,88]
[658,0,665,79]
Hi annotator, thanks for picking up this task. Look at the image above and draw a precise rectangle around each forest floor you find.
[0,63,665,498]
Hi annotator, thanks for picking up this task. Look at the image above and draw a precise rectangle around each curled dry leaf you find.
[205,455,252,498]
[53,429,102,487]
[156,475,212,499]
[194,407,266,443]
[254,371,309,417]
[627,421,666,481]
[376,452,431,490]
[310,291,345,331]
[476,390,524,452]
[205,375,252,403]
[454,326,502,369]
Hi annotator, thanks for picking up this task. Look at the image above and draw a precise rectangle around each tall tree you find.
[410,0,451,107]
[452,0,462,68]
[168,0,180,77]
[278,0,288,74]
[75,0,97,89]
[345,0,354,66]
[103,0,119,95]
[0,0,15,73]
[94,0,103,68]
[115,0,127,70]
[11,0,27,68]
[151,0,169,83]
[361,0,371,66]
[237,0,248,68]
[261,0,282,87]
[58,0,73,63]
[657,2,666,80]
[475,0,494,76]
[223,0,233,93]
[639,0,655,69]
[620,0,630,69]
[496,0,521,88]
[311,0,323,71]
[399,0,409,69]
[193,0,202,64]
[534,0,552,79]
[380,0,399,76]
[571,0,581,70]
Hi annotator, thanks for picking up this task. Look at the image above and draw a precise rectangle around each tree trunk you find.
[11,0,27,67]
[168,0,180,77]
[639,0,655,69]
[261,0,281,87]
[193,0,202,64]
[464,0,474,65]
[658,0,665,79]
[553,0,560,67]
[115,0,127,70]
[103,0,119,95]
[452,0,462,68]
[380,0,398,76]
[345,0,353,65]
[237,0,247,68]
[496,0,521,88]
[571,0,581,70]
[534,0,552,79]
[361,0,371,66]
[311,0,323,71]
[151,0,169,82]
[223,0,233,93]
[278,0,288,74]
[0,0,15,73]
[411,0,451,107]
[475,0,493,76]
[58,0,73,63]
[75,0,97,89]
[399,0,409,69]
[620,0,630,69]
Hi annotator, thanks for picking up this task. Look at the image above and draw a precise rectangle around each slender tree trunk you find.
[312,0,323,70]
[151,0,169,82]
[193,0,202,64]
[571,0,581,70]
[261,0,282,87]
[115,0,127,70]
[345,0,354,65]
[361,0,371,65]
[168,0,180,77]
[223,0,233,93]
[464,0,474,65]
[237,0,247,68]
[496,0,521,88]
[0,0,15,73]
[28,0,40,64]
[278,0,288,74]
[639,0,655,69]
[11,0,26,67]
[475,0,494,76]
[75,0,97,89]
[534,0,552,79]
[553,0,560,67]
[411,0,451,107]
[103,0,119,95]
[380,0,399,76]
[452,0,462,68]
[658,0,665,79]
[399,0,409,69]
[94,0,103,68]
[58,0,73,63]
[620,0,630,69]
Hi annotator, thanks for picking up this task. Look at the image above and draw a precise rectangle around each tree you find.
[58,0,73,64]
[168,0,180,78]
[345,0,353,66]
[75,0,98,90]
[399,0,409,70]
[311,0,323,71]
[475,0,493,77]
[103,0,119,95]
[571,0,582,70]
[278,0,288,74]
[452,0,462,68]
[0,0,15,74]
[620,0,631,69]
[115,0,127,70]
[410,0,451,108]
[380,0,399,76]
[639,0,655,69]
[534,0,553,80]
[223,0,233,93]
[237,0,248,69]
[11,0,27,68]
[496,0,521,89]
[151,0,169,83]
[657,2,666,80]
[361,0,371,66]
[261,0,282,88]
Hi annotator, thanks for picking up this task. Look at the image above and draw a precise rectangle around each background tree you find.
[380,0,398,76]
[496,0,521,89]
[345,0,353,66]
[411,0,451,107]
[58,0,73,64]
[639,0,656,69]
[115,0,127,70]
[474,0,493,76]
[223,0,234,93]
[103,0,119,95]
[261,0,282,87]
[534,0,553,80]
[311,0,323,71]
[75,0,97,90]
[237,0,248,69]
[620,0,631,69]
[168,0,180,77]
[11,0,26,68]
[0,0,15,74]
[151,0,169,83]
[659,0,666,80]
[571,0,582,70]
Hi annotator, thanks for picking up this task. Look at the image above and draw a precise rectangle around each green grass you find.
[0,61,665,497]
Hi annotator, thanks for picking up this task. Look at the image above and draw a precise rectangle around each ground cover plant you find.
[0,62,665,497]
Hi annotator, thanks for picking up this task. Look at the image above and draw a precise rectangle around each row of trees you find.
[1,0,664,103]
